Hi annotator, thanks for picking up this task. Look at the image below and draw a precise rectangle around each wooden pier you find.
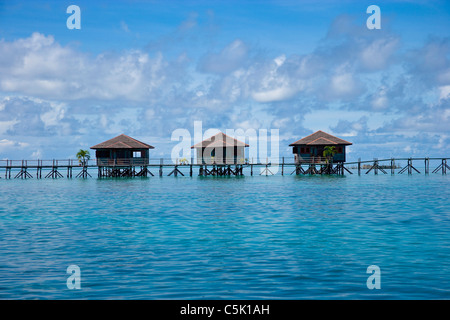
[0,157,449,179]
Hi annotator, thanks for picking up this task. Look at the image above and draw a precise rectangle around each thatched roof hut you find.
[191,132,249,164]
[91,134,154,166]
[289,130,352,163]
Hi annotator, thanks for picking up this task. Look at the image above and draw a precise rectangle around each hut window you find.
[338,147,343,153]
[133,151,140,158]
[305,147,310,153]
[96,150,109,158]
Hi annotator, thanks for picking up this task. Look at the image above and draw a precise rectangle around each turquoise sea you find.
[0,172,449,299]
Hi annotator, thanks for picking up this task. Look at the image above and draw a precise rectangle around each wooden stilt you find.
[168,165,184,176]
[399,158,420,174]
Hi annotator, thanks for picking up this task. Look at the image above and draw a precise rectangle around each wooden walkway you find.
[0,157,448,179]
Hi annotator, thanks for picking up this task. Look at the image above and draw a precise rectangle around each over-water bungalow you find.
[91,134,154,166]
[289,130,352,163]
[191,132,249,165]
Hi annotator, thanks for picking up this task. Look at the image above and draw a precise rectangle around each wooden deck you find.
[0,157,449,179]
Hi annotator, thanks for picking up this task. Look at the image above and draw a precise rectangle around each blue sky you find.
[0,0,449,161]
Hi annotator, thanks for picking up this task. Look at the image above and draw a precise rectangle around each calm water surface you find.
[0,174,449,299]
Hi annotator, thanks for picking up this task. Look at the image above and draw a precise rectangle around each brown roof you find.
[289,130,352,146]
[191,132,249,149]
[91,134,155,149]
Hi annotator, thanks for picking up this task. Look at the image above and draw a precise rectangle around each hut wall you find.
[293,145,346,163]
[196,147,245,164]
[96,148,149,166]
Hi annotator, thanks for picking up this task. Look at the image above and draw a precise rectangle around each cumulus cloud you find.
[0,12,448,160]
[198,39,249,74]
[359,37,399,71]
[406,37,450,89]
[0,96,77,136]
[0,32,184,102]
[0,138,28,148]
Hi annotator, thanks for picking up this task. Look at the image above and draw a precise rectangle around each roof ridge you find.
[307,137,337,145]
[289,130,352,146]
[91,134,155,149]
[120,134,152,148]
[191,131,249,148]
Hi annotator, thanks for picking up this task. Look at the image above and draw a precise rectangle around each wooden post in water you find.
[391,158,395,175]
[358,158,361,175]
[159,158,163,177]
[67,160,70,178]
[8,160,11,179]
[281,157,284,176]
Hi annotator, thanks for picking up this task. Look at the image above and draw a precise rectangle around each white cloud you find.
[31,149,43,159]
[371,86,389,111]
[252,86,298,103]
[40,101,67,127]
[0,139,29,149]
[198,39,249,74]
[0,120,19,135]
[0,33,178,102]
[0,17,448,161]
[439,85,450,101]
[360,37,399,71]
[325,65,363,100]
[331,72,355,95]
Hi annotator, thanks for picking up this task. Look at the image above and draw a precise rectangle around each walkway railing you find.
[0,157,449,178]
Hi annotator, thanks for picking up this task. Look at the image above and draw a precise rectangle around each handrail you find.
[0,157,449,167]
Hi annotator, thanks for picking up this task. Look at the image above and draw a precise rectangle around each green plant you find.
[323,146,337,164]
[76,149,90,165]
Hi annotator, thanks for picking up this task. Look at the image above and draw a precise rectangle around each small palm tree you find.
[323,146,337,164]
[76,149,90,166]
